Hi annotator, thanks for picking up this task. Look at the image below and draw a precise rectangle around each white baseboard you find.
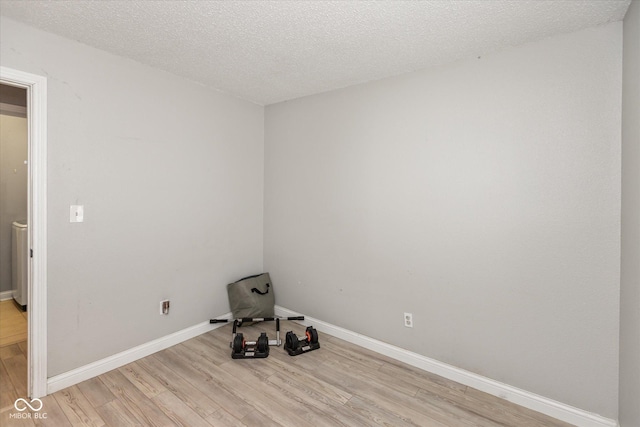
[45,306,617,427]
[47,312,233,394]
[0,290,14,301]
[275,305,617,427]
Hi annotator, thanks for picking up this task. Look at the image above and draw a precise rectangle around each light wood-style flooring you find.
[0,300,27,347]
[0,321,575,426]
[1,298,29,425]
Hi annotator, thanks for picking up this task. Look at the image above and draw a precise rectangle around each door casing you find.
[0,66,48,398]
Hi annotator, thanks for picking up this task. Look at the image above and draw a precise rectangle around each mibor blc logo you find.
[10,398,47,420]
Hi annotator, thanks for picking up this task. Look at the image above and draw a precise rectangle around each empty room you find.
[0,1,638,426]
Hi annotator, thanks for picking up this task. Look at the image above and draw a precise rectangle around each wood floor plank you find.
[0,407,36,426]
[378,358,469,397]
[168,344,315,427]
[266,356,353,405]
[118,361,167,399]
[98,369,175,426]
[137,355,221,419]
[180,336,237,370]
[463,387,575,427]
[0,301,28,347]
[53,385,106,427]
[3,353,28,397]
[17,341,27,356]
[187,333,235,366]
[152,347,254,419]
[0,307,31,426]
[0,318,24,329]
[151,390,212,426]
[0,388,19,414]
[343,394,424,427]
[204,408,247,427]
[34,394,73,426]
[0,341,24,419]
[0,334,27,348]
[398,387,504,427]
[94,399,141,427]
[0,344,23,360]
[0,359,15,393]
[314,356,452,427]
[416,387,559,427]
[320,338,387,372]
[76,377,116,409]
[322,343,420,397]
[239,409,285,427]
[219,359,341,427]
[264,370,368,427]
[0,302,24,319]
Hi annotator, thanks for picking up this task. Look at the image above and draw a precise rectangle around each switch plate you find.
[70,205,84,223]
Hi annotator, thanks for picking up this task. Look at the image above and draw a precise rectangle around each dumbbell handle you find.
[250,339,281,346]
[230,338,280,347]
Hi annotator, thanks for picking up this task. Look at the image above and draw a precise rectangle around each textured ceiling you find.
[0,0,631,105]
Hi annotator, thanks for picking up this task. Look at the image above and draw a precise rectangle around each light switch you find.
[70,205,84,223]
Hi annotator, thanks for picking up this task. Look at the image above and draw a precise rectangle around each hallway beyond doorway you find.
[0,298,28,418]
[0,299,26,347]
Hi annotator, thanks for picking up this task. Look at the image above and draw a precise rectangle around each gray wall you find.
[620,1,640,426]
[0,17,265,376]
[0,11,630,422]
[265,23,622,418]
[0,113,28,293]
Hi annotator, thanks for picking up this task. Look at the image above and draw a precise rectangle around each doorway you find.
[0,83,29,406]
[0,66,47,400]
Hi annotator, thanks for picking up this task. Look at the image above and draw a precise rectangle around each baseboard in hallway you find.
[0,290,15,301]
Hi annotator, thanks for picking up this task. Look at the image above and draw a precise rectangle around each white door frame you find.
[0,66,48,398]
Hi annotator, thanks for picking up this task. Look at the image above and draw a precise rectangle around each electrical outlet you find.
[404,312,413,328]
[160,300,170,315]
